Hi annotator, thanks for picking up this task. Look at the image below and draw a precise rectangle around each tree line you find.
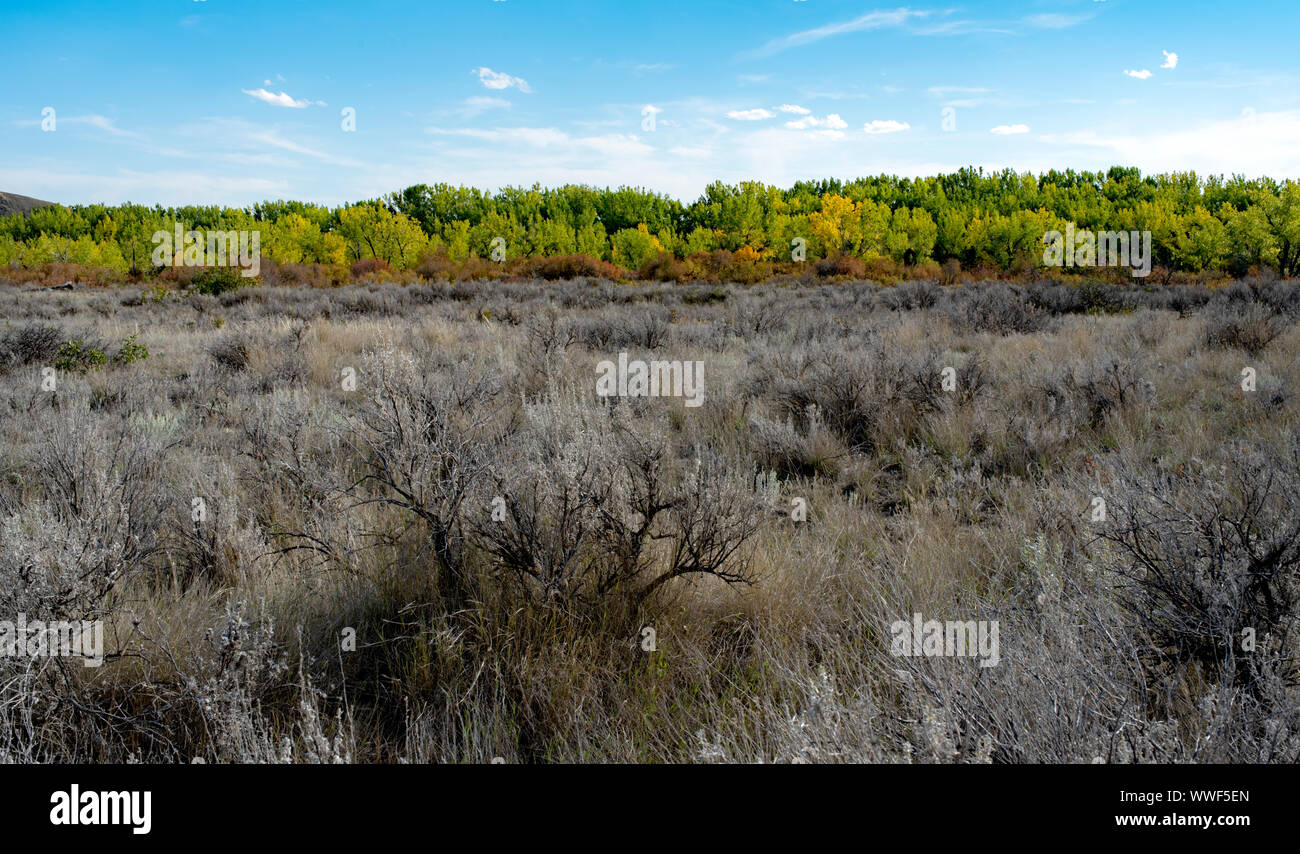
[3,166,1298,278]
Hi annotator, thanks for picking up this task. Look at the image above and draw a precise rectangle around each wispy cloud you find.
[990,124,1029,135]
[745,7,925,58]
[913,17,1013,36]
[1124,69,1153,79]
[459,96,512,117]
[786,113,848,130]
[13,113,179,152]
[927,86,990,97]
[927,85,995,108]
[1025,13,1092,29]
[727,108,775,121]
[245,129,364,167]
[0,167,289,206]
[429,126,653,159]
[1047,109,1300,178]
[63,114,143,138]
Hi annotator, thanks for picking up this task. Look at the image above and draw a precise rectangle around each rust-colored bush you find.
[815,253,867,279]
[416,250,507,282]
[0,262,125,287]
[260,260,348,288]
[350,257,391,278]
[939,258,963,285]
[521,253,626,281]
[637,251,691,283]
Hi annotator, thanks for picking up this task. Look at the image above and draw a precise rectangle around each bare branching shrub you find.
[0,322,62,370]
[1070,353,1154,427]
[881,280,939,311]
[747,413,824,479]
[942,282,1048,335]
[1088,440,1300,694]
[516,309,579,396]
[1,408,170,621]
[475,398,762,607]
[648,454,762,598]
[340,347,508,601]
[723,293,788,337]
[208,333,252,372]
[1204,302,1285,355]
[572,306,672,351]
[753,340,947,453]
[476,399,666,604]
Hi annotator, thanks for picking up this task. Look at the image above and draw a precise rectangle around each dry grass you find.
[0,275,1297,763]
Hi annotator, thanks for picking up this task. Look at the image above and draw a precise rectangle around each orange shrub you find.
[521,254,626,281]
[638,251,691,283]
[350,257,390,278]
[815,253,867,279]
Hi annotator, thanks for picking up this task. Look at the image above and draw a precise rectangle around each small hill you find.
[0,192,56,217]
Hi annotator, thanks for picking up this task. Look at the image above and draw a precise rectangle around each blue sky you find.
[2,0,1297,206]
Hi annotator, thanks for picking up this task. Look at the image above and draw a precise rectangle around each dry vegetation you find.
[1,274,1298,763]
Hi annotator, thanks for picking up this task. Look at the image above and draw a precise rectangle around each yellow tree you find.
[808,194,860,257]
[337,203,430,267]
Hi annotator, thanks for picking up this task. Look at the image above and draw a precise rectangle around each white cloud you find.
[61,115,140,138]
[0,167,289,207]
[927,86,990,97]
[863,119,910,134]
[786,113,848,130]
[430,126,653,158]
[1048,109,1300,179]
[1025,13,1091,29]
[668,146,712,159]
[747,8,926,57]
[241,88,316,108]
[459,96,511,117]
[1161,50,1178,69]
[250,130,329,158]
[245,128,363,167]
[926,85,995,108]
[990,124,1030,135]
[1124,69,1153,79]
[727,108,775,120]
[474,67,532,93]
[913,19,1015,36]
[778,104,811,115]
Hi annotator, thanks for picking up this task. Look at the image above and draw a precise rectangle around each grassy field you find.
[1,274,1297,763]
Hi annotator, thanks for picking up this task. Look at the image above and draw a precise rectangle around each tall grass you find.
[0,275,1296,763]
